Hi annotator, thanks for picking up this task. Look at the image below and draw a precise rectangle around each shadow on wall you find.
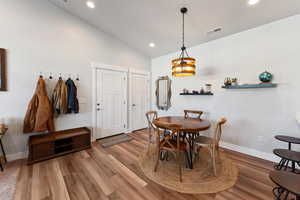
[220,119,246,146]
[200,66,217,76]
[2,117,31,155]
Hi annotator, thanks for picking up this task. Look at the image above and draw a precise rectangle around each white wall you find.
[0,0,150,158]
[151,14,300,159]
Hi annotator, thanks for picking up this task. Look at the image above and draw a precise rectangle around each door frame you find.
[128,69,151,132]
[91,62,129,140]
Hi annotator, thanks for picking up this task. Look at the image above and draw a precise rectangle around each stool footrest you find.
[274,158,300,174]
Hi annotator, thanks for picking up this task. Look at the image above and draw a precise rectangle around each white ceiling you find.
[49,0,300,58]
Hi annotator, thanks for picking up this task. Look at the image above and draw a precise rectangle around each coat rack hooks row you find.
[38,72,80,81]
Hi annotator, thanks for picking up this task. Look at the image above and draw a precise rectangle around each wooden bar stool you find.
[269,170,300,200]
[274,135,300,173]
[275,136,300,150]
[273,149,300,173]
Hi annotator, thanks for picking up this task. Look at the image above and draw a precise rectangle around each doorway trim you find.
[128,69,151,132]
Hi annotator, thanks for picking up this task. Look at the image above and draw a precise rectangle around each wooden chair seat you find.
[194,118,227,176]
[194,135,213,145]
[156,129,172,135]
[161,139,187,151]
[273,149,300,163]
[153,120,186,182]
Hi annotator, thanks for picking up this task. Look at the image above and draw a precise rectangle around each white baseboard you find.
[124,129,132,134]
[6,151,27,162]
[220,141,280,163]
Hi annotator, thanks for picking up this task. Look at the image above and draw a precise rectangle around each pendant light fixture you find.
[172,7,196,77]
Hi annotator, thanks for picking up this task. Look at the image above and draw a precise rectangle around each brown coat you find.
[23,78,55,133]
[52,79,67,117]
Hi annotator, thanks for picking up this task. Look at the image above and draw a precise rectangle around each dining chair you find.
[194,118,227,176]
[145,111,158,145]
[153,120,187,182]
[184,110,204,148]
[184,110,203,119]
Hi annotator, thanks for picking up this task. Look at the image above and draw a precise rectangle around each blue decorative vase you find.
[259,71,273,83]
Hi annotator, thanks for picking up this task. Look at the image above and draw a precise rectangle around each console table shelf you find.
[222,83,277,89]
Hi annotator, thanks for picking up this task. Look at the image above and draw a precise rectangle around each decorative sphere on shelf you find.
[259,71,273,83]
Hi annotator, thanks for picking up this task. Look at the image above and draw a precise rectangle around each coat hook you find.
[39,72,43,78]
[49,72,53,80]
[76,74,80,81]
[59,73,62,80]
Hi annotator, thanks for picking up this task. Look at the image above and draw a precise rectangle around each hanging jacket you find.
[66,78,79,113]
[23,78,55,133]
[52,79,68,117]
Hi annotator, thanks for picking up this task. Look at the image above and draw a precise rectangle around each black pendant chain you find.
[179,7,189,60]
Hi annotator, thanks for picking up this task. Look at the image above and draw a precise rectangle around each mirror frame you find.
[0,48,7,91]
[155,76,172,111]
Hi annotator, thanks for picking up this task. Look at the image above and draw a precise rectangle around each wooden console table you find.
[28,127,91,165]
[0,128,8,171]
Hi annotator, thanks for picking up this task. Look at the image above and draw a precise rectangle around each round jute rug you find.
[138,145,238,194]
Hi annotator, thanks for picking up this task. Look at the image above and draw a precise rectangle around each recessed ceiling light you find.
[149,43,156,48]
[248,0,260,6]
[86,1,95,9]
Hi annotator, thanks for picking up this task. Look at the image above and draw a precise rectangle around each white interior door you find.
[130,71,150,131]
[96,68,127,139]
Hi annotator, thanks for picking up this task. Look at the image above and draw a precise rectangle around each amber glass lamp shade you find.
[172,57,196,77]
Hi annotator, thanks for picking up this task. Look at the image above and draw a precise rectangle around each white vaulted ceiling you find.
[49,0,300,57]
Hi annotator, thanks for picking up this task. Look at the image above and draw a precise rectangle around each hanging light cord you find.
[182,10,185,49]
[180,8,189,61]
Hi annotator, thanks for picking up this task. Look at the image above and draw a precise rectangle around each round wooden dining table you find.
[154,116,211,169]
[155,116,211,132]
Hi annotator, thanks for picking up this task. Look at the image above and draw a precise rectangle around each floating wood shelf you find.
[180,93,214,96]
[222,83,277,89]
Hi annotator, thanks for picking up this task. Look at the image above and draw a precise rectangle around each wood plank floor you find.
[12,129,276,200]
